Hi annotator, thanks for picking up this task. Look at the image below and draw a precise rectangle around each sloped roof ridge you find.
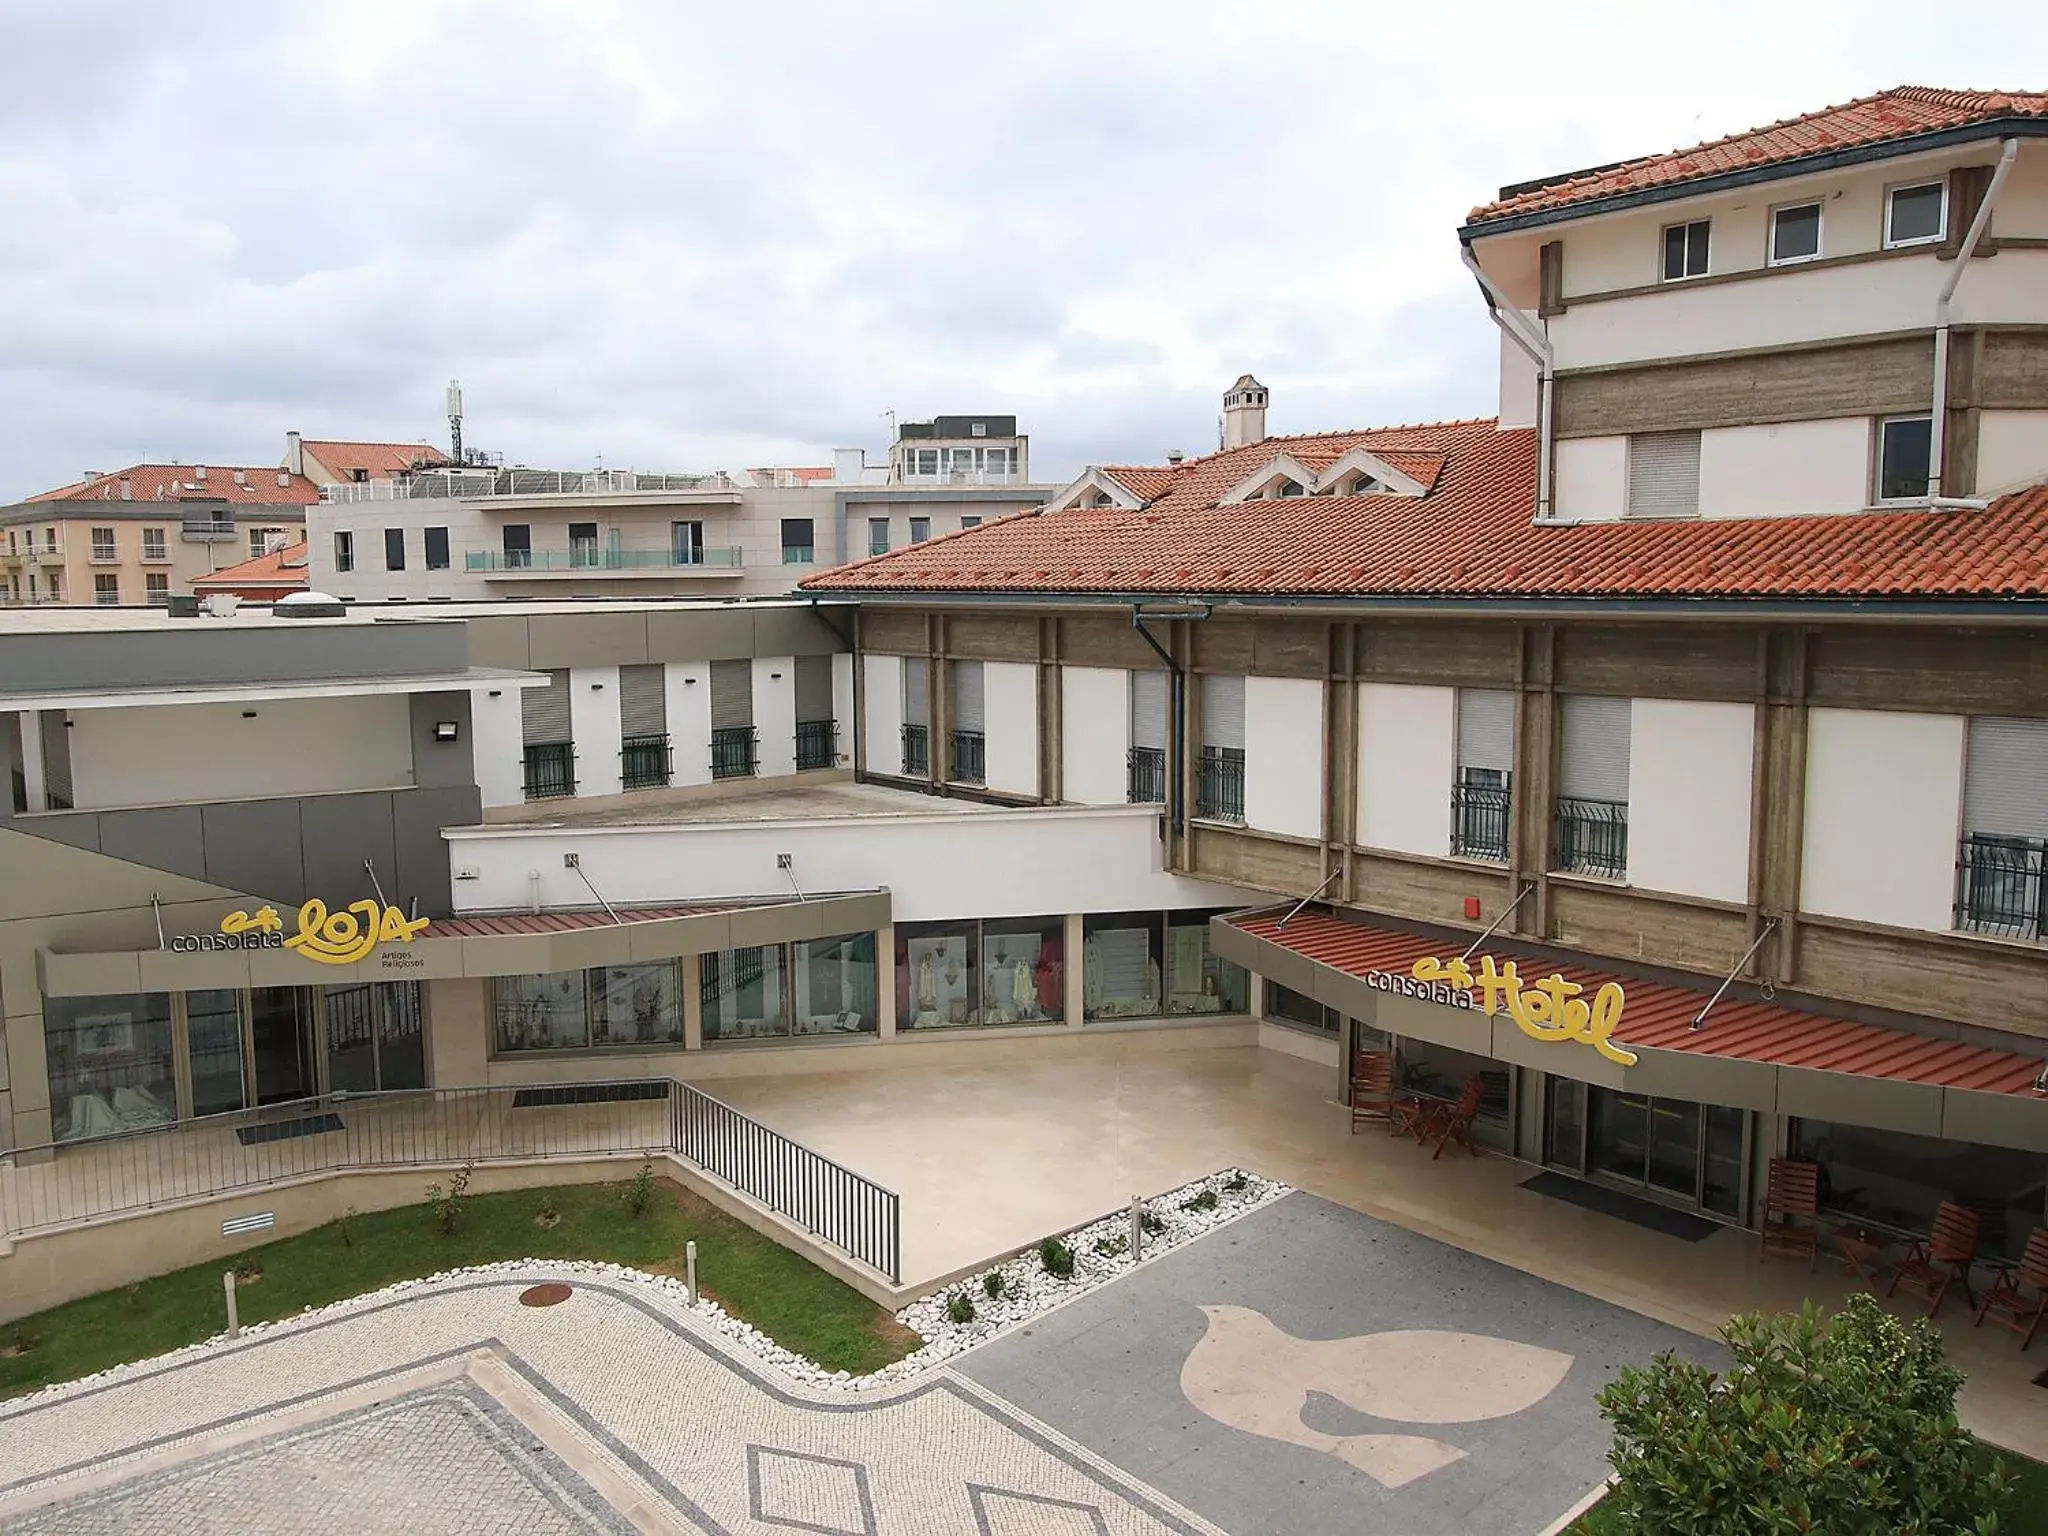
[1100,416,1501,479]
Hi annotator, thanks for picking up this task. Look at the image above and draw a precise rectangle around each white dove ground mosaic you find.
[0,1185,1718,1535]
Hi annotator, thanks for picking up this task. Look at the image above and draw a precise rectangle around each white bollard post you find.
[223,1270,240,1339]
[685,1240,699,1306]
[1130,1196,1144,1262]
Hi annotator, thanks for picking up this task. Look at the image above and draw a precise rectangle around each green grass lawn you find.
[1570,1446,2048,1533]
[0,1173,919,1400]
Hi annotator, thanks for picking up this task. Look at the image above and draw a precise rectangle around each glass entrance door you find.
[248,986,317,1105]
[184,988,248,1117]
[322,982,426,1093]
[1559,1081,1749,1220]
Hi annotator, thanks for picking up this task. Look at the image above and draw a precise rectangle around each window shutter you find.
[1130,669,1169,750]
[1457,688,1516,773]
[1626,431,1701,519]
[1559,695,1631,802]
[709,660,752,729]
[618,664,667,739]
[902,657,929,727]
[1964,717,2048,838]
[1202,674,1246,751]
[951,661,985,733]
[521,670,571,745]
[794,656,833,722]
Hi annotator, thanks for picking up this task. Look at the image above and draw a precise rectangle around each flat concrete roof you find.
[0,605,424,635]
[0,665,544,712]
[365,595,832,620]
[475,777,1000,831]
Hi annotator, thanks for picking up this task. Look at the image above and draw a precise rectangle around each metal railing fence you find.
[1,1078,901,1283]
[1554,796,1629,879]
[950,729,986,786]
[1127,745,1167,804]
[1451,781,1512,863]
[794,719,838,771]
[900,723,929,776]
[1956,833,2047,941]
[1196,746,1245,823]
[711,726,759,780]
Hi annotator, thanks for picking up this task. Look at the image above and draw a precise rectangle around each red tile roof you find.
[190,541,310,593]
[299,440,449,480]
[750,466,836,485]
[431,905,732,937]
[1468,86,2048,228]
[1233,910,2047,1097]
[25,464,321,506]
[802,420,2048,603]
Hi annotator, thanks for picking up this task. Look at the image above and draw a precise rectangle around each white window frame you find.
[1660,219,1710,282]
[1874,413,1935,505]
[1883,178,1947,250]
[1767,199,1824,267]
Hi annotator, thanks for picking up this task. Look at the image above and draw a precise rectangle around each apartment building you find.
[0,464,317,607]
[305,416,1050,602]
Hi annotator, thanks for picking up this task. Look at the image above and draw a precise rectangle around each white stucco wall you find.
[1356,682,1454,857]
[861,654,904,776]
[1553,437,1628,523]
[471,684,526,807]
[1698,418,1871,518]
[1061,665,1129,806]
[1976,409,2048,497]
[568,665,622,799]
[445,805,1248,922]
[665,661,713,788]
[830,654,854,767]
[1627,698,1754,903]
[67,694,415,811]
[983,660,1039,798]
[1801,707,1965,933]
[1245,676,1324,840]
[753,656,797,779]
[1498,329,1540,430]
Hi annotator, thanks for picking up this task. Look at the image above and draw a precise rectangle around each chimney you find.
[118,477,132,499]
[1222,374,1269,451]
[233,468,247,486]
[194,464,207,482]
[1166,449,1186,466]
[831,448,865,485]
[285,431,304,476]
[276,470,290,488]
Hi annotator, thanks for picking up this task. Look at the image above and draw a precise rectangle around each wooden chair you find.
[1424,1076,1485,1161]
[1757,1158,1822,1270]
[1348,1051,1398,1134]
[1888,1202,1983,1318]
[1974,1227,2048,1350]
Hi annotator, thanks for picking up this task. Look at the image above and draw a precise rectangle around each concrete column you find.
[1064,912,1085,1028]
[875,924,896,1040]
[681,955,704,1050]
[18,711,46,813]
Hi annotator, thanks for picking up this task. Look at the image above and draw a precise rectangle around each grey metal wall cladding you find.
[794,656,833,721]
[618,665,668,738]
[200,797,306,904]
[1457,688,1516,773]
[407,690,475,789]
[1130,669,1169,750]
[903,657,930,727]
[299,793,397,908]
[393,785,477,917]
[96,806,209,882]
[1964,716,2048,838]
[709,660,752,729]
[1560,694,1632,801]
[521,670,571,745]
[39,712,73,807]
[1202,673,1246,750]
[1625,430,1701,519]
[951,661,985,733]
[0,620,468,693]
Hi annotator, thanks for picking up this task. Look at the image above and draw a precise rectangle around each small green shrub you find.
[1224,1172,1248,1193]
[1092,1235,1129,1258]
[1038,1236,1075,1279]
[946,1291,977,1325]
[535,1192,562,1229]
[336,1205,359,1248]
[623,1160,656,1218]
[1598,1293,2013,1535]
[1180,1189,1220,1213]
[425,1160,475,1235]
[982,1271,1005,1300]
[1140,1211,1165,1236]
[231,1257,263,1282]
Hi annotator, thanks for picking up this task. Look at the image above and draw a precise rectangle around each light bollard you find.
[223,1270,240,1339]
[685,1239,699,1306]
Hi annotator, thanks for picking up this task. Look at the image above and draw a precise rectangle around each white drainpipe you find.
[1463,244,1556,521]
[1929,138,2018,501]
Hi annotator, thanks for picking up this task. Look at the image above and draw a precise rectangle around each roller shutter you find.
[902,657,929,727]
[1457,689,1516,773]
[709,660,752,729]
[1131,669,1168,751]
[1201,674,1245,751]
[951,661,985,733]
[618,664,667,738]
[1626,431,1701,519]
[1558,695,1631,802]
[794,656,833,722]
[1964,717,2048,838]
[521,670,571,745]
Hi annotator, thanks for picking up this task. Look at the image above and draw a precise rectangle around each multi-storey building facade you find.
[0,464,317,607]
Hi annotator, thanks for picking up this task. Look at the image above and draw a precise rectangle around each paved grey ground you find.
[4,1380,631,1535]
[957,1191,1724,1536]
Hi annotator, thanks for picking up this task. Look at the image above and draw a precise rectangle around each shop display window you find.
[793,933,879,1036]
[44,993,176,1142]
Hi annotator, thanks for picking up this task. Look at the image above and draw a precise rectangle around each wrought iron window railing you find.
[710,726,758,781]
[1451,777,1512,863]
[1196,746,1245,823]
[950,729,986,786]
[1956,833,2047,942]
[795,719,838,771]
[521,742,576,800]
[901,723,929,776]
[1554,796,1628,879]
[1128,745,1168,804]
[619,734,672,791]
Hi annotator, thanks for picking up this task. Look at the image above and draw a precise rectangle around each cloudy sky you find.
[1,2,2040,499]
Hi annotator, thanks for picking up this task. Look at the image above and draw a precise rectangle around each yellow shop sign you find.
[1407,953,1636,1066]
[169,899,430,965]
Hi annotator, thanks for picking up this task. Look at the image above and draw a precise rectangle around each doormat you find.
[511,1081,669,1109]
[237,1113,345,1147]
[1520,1170,1722,1242]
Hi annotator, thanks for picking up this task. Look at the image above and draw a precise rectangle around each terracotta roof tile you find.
[25,464,321,506]
[1469,86,2048,227]
[299,440,449,480]
[801,420,2048,604]
[190,541,310,592]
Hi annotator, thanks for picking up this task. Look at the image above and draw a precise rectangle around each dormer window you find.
[1885,181,1946,249]
[1275,479,1306,498]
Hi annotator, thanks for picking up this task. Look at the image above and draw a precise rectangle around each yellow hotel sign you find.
[169,899,431,965]
[1407,953,1636,1066]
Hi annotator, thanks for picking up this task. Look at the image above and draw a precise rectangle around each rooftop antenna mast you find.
[446,379,465,463]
